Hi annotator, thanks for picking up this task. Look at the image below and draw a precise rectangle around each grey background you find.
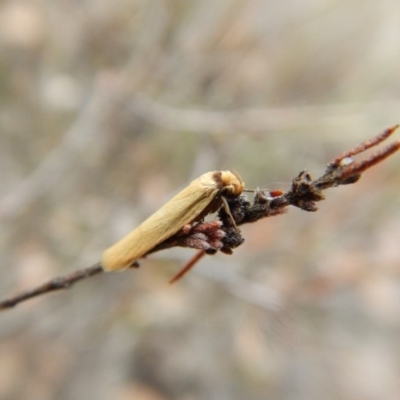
[0,1,400,399]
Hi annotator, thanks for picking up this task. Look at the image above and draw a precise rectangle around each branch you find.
[0,263,102,310]
[1,126,399,311]
[130,94,400,136]
[0,76,125,222]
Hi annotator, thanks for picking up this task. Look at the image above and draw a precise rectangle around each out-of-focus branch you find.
[2,73,397,223]
[2,81,396,223]
[130,94,400,136]
[0,126,398,311]
[0,75,127,222]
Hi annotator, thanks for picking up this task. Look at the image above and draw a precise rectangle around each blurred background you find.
[0,1,400,399]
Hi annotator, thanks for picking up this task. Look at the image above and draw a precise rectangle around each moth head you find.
[220,171,245,196]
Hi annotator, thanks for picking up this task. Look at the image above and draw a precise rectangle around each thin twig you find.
[169,250,206,284]
[0,263,102,310]
[0,126,399,311]
[330,125,399,166]
[333,140,400,183]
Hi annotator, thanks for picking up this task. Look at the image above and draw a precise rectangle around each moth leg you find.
[221,196,239,231]
[169,250,206,284]
[128,260,140,269]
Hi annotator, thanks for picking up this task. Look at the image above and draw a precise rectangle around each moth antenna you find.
[231,169,243,183]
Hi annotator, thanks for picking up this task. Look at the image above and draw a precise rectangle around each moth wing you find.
[102,175,220,271]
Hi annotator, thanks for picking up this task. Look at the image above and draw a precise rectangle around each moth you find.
[101,170,245,272]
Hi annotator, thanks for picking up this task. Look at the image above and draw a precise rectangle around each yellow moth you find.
[101,170,244,272]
